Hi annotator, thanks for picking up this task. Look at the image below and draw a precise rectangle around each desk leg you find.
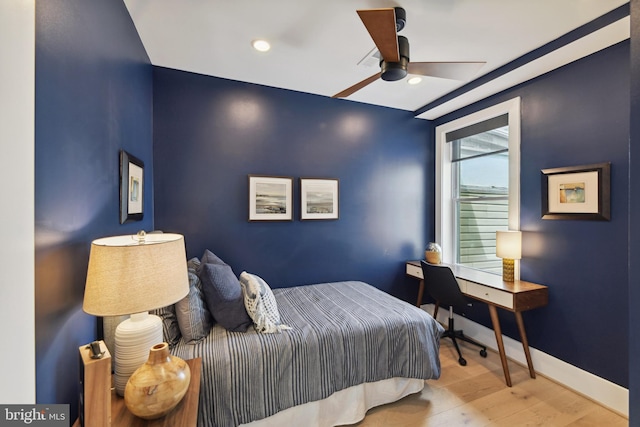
[515,311,536,379]
[488,305,512,387]
[416,279,424,308]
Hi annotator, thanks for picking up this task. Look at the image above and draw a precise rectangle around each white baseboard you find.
[421,303,629,417]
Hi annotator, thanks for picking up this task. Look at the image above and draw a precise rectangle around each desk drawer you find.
[406,263,423,279]
[464,280,513,309]
[407,263,467,292]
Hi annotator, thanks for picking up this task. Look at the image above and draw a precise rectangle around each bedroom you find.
[2,0,640,425]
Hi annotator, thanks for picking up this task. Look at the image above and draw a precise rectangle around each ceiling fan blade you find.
[407,62,486,81]
[333,73,381,98]
[357,9,399,63]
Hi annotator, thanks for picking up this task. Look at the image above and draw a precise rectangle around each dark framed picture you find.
[541,162,610,220]
[248,175,293,221]
[119,150,144,224]
[300,178,339,220]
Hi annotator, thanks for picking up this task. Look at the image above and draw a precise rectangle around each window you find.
[435,98,520,277]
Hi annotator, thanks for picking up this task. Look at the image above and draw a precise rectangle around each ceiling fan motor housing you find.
[380,35,409,81]
[394,7,406,32]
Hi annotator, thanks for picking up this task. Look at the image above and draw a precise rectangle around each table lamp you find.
[496,230,521,282]
[83,231,189,396]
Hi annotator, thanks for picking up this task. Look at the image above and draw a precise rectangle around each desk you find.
[406,261,548,387]
[73,357,202,427]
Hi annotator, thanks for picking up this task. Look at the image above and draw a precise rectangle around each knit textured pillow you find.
[239,272,291,334]
[197,249,227,275]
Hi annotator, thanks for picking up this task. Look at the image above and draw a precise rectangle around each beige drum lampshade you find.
[83,231,190,397]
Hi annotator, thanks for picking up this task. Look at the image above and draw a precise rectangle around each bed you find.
[171,280,444,427]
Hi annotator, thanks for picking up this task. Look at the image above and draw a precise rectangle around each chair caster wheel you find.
[480,349,487,358]
[458,357,467,366]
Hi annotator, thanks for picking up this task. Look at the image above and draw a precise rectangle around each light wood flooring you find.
[346,339,628,426]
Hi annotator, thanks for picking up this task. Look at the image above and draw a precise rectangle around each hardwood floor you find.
[346,339,627,426]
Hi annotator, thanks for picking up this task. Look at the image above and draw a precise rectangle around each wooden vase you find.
[124,342,191,420]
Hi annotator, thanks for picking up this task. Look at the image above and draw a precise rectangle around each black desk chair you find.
[421,261,487,366]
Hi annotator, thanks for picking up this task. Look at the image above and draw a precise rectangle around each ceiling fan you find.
[333,7,485,98]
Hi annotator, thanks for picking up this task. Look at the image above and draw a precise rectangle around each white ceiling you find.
[124,0,629,119]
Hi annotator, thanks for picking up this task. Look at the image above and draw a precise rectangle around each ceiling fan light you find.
[252,39,271,52]
[380,59,408,81]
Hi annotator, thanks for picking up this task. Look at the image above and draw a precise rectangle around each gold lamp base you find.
[502,258,515,282]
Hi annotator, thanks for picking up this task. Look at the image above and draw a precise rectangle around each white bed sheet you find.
[240,377,425,427]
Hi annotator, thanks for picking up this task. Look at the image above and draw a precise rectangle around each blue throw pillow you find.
[198,249,227,276]
[201,249,226,265]
[199,262,252,332]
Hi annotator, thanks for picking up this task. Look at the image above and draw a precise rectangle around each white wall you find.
[0,0,36,403]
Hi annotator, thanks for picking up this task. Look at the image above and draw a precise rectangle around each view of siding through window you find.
[452,124,509,274]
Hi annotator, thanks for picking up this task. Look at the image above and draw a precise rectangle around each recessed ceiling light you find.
[408,77,422,85]
[252,39,271,52]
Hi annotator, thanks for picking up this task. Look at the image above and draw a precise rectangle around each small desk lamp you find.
[83,231,189,396]
[496,230,522,282]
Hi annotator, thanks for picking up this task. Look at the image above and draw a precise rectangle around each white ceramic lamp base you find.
[114,312,163,396]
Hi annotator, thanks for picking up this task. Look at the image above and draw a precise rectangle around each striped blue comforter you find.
[172,281,444,427]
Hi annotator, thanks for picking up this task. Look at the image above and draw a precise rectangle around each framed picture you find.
[541,162,610,220]
[120,150,144,224]
[300,178,339,220]
[248,175,293,221]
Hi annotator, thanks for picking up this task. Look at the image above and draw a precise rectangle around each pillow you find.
[150,304,181,348]
[187,257,201,271]
[239,272,291,334]
[197,249,227,277]
[199,263,253,332]
[175,257,213,343]
[202,249,226,264]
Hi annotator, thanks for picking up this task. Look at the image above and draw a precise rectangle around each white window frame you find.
[435,97,521,278]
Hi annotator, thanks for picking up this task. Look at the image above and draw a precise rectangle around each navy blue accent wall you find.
[153,68,432,301]
[629,0,640,422]
[35,0,153,417]
[434,42,630,387]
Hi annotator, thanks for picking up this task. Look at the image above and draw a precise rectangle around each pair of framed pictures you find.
[248,175,339,221]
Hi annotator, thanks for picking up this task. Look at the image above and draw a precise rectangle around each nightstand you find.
[73,357,202,427]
